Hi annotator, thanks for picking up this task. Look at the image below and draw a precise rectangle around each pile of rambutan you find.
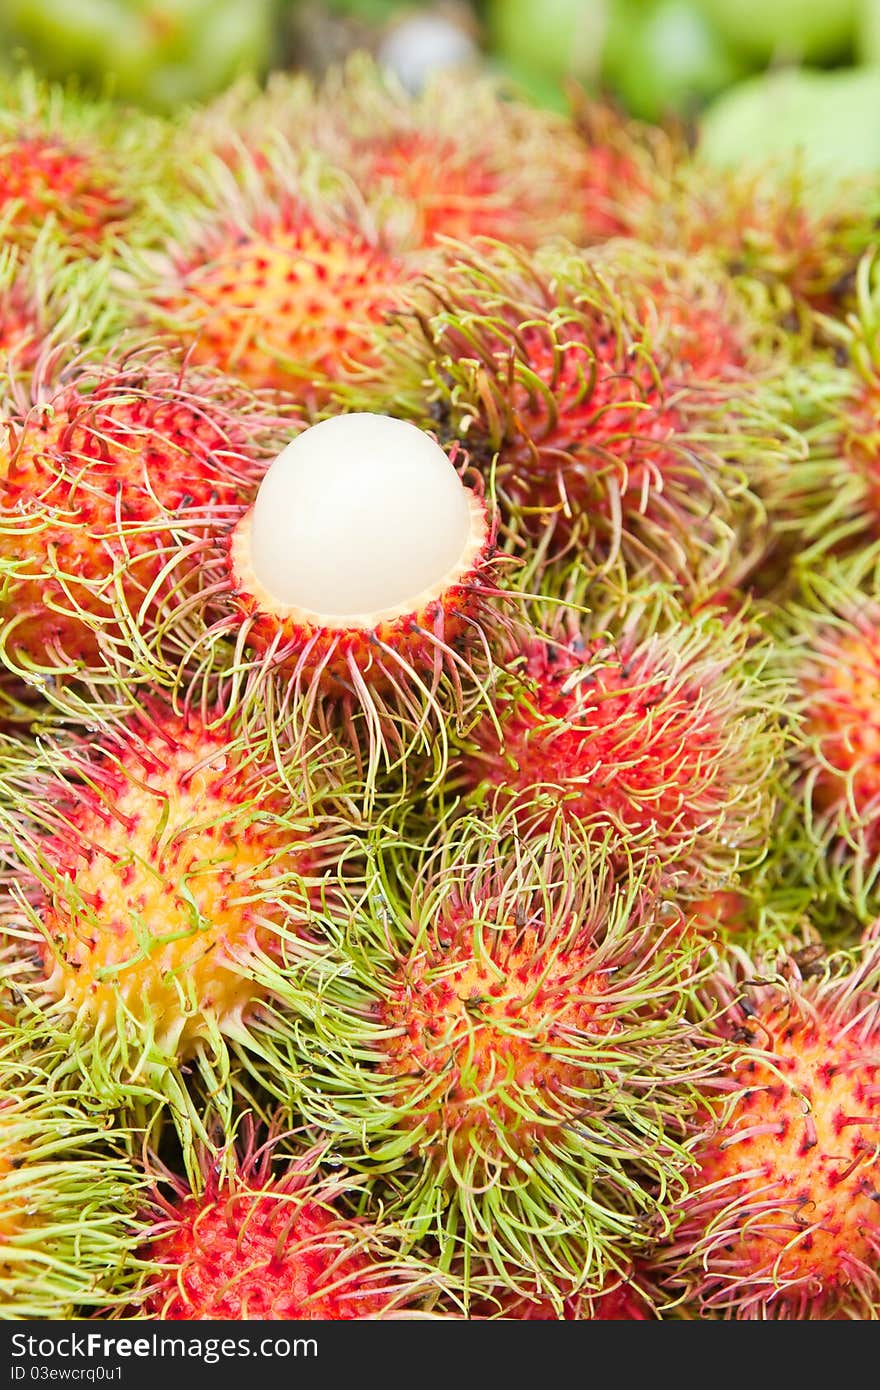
[3,52,880,1323]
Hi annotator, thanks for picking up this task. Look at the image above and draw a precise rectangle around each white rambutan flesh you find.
[247,413,476,624]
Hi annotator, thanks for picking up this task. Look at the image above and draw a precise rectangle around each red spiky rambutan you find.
[0,70,168,259]
[0,352,289,689]
[219,57,586,254]
[285,809,726,1295]
[124,146,411,407]
[455,591,785,886]
[129,1125,441,1320]
[570,95,876,322]
[0,232,120,382]
[0,130,129,253]
[779,551,880,917]
[354,239,771,590]
[657,937,880,1320]
[0,701,349,1151]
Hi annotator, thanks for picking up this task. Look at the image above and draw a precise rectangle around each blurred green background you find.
[4,0,880,181]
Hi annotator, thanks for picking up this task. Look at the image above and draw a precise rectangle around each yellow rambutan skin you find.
[159,219,404,400]
[38,717,310,1057]
[380,919,610,1162]
[693,1006,880,1295]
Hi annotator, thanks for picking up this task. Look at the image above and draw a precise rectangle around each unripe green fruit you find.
[3,0,276,110]
[602,0,748,122]
[487,0,606,83]
[698,65,880,202]
[693,0,858,62]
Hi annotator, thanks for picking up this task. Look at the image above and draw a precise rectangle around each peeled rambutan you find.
[454,588,786,889]
[0,1037,142,1317]
[124,146,410,407]
[353,238,773,590]
[0,352,288,692]
[657,936,880,1320]
[209,412,505,790]
[0,701,351,1156]
[128,1125,444,1320]
[283,808,726,1296]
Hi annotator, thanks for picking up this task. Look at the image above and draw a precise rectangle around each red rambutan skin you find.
[460,635,727,855]
[150,206,408,403]
[144,1186,389,1320]
[0,134,129,251]
[800,621,880,851]
[0,363,282,670]
[138,1141,400,1323]
[378,901,618,1165]
[355,132,516,248]
[22,706,320,1053]
[660,947,880,1319]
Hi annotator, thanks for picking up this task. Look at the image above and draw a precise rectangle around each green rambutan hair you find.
[0,1032,143,1317]
[770,544,880,922]
[0,698,362,1176]
[273,806,729,1299]
[655,931,880,1319]
[751,252,880,566]
[336,237,783,595]
[0,225,122,387]
[442,575,790,895]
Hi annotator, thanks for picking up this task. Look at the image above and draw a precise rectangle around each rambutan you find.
[283,809,726,1295]
[0,69,167,258]
[202,412,505,794]
[570,95,877,323]
[776,549,880,918]
[127,1124,446,1320]
[0,701,352,1161]
[0,351,288,695]
[350,239,773,590]
[453,589,786,887]
[211,57,586,254]
[755,253,880,564]
[657,936,880,1320]
[0,1036,142,1317]
[123,145,410,406]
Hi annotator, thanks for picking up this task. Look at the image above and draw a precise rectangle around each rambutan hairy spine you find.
[0,1033,143,1318]
[124,1117,461,1320]
[272,807,729,1298]
[0,700,361,1176]
[656,934,880,1320]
